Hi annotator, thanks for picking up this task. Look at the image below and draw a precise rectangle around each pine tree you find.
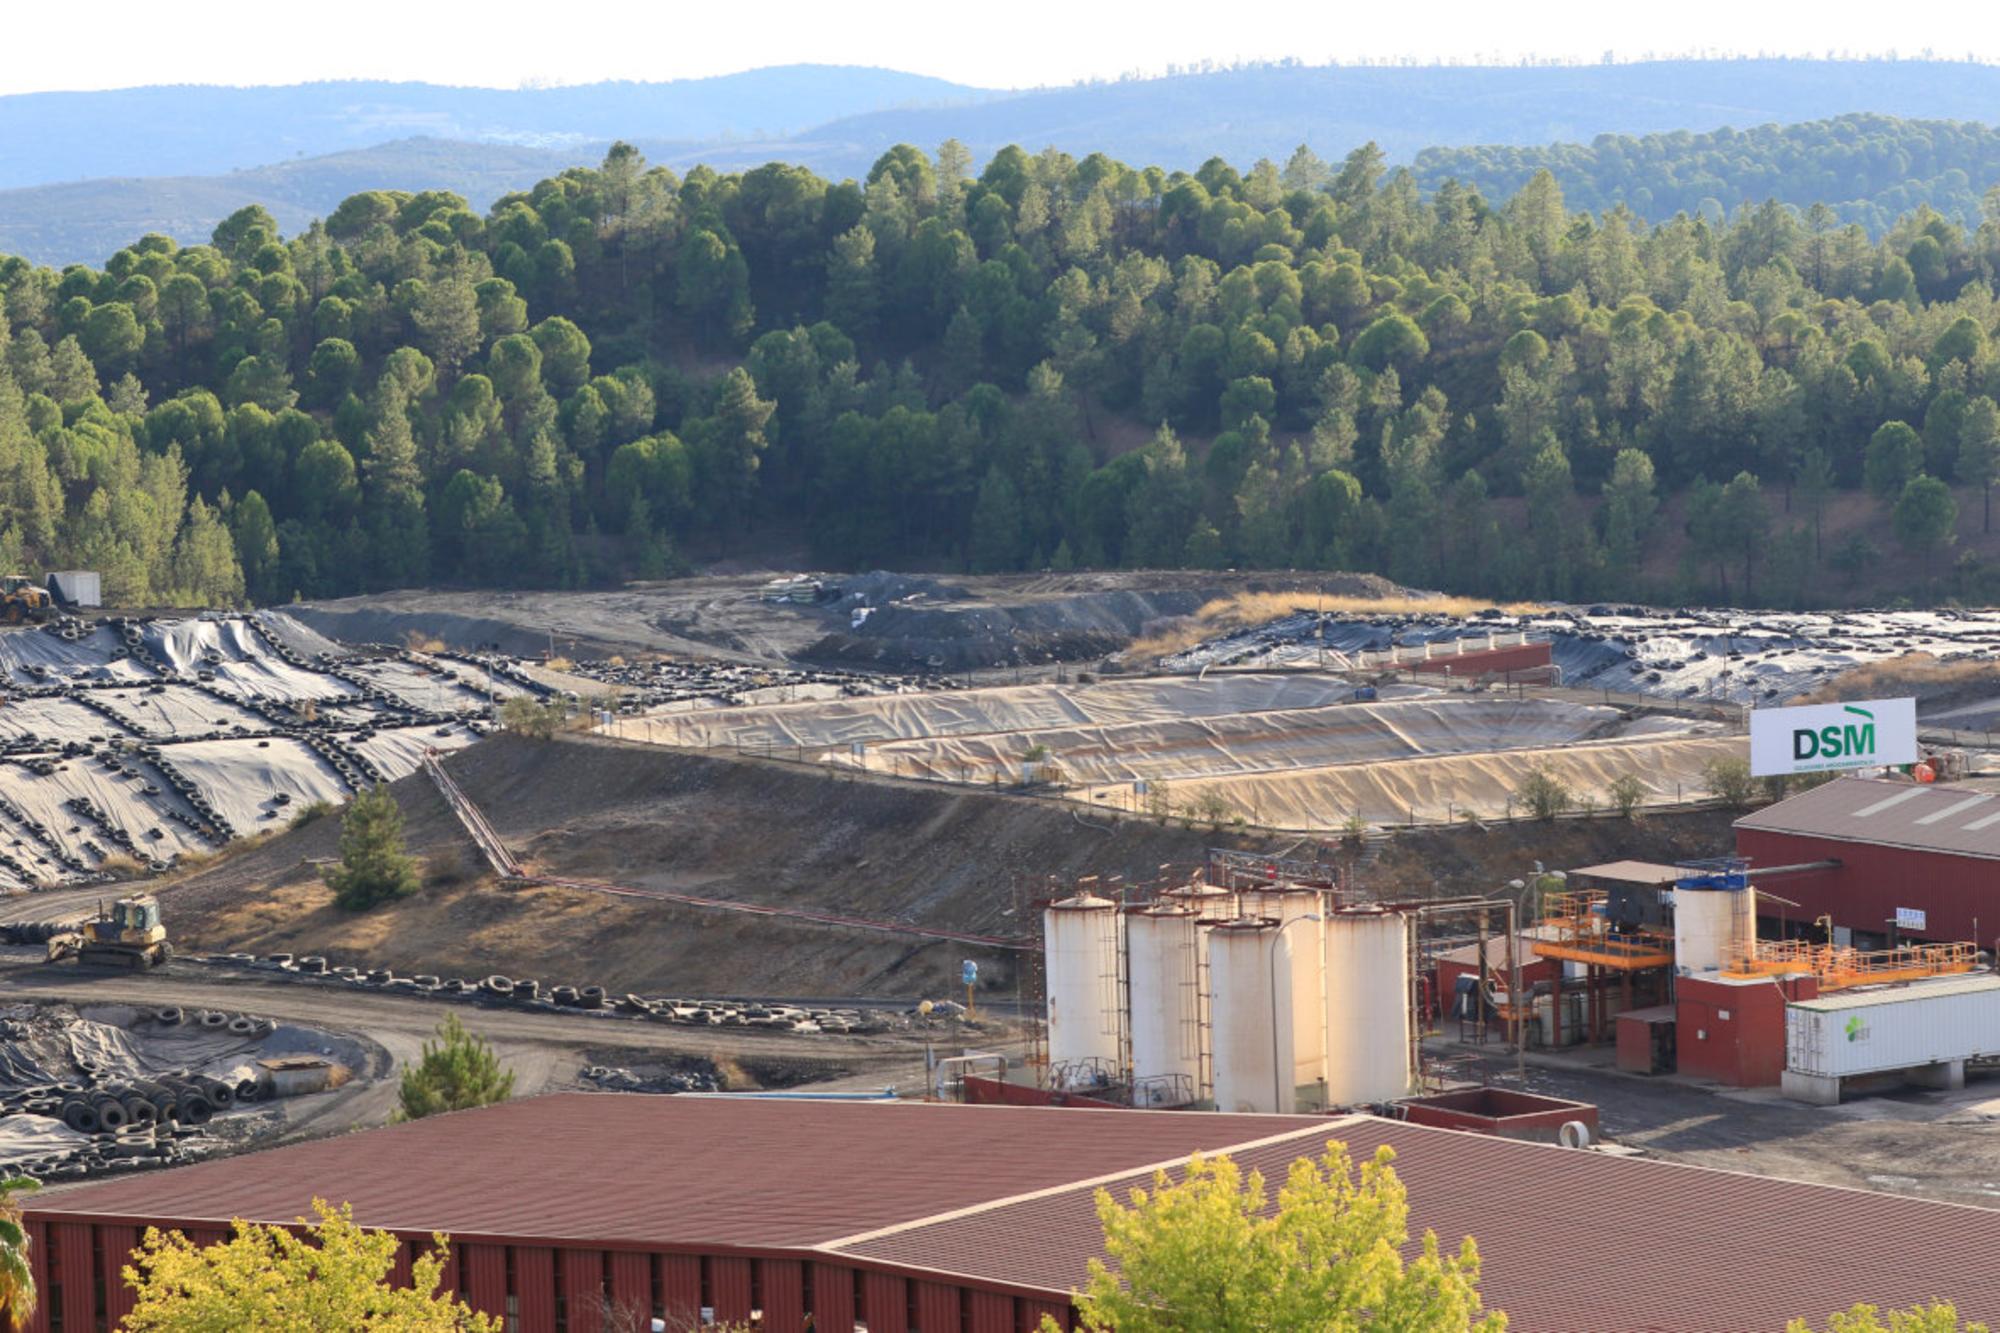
[396,1013,515,1121]
[323,785,420,912]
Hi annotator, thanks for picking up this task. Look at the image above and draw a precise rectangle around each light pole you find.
[1269,912,1324,1114]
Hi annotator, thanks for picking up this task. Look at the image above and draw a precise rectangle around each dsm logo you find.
[1795,705,1877,763]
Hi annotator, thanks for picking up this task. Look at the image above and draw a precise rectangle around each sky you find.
[7,0,1997,95]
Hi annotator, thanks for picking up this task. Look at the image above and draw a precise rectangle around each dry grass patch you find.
[1795,652,1999,704]
[1126,590,1548,660]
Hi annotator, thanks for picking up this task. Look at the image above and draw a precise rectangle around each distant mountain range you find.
[10,59,2000,266]
[0,66,989,187]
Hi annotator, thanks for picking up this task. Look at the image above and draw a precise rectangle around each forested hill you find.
[3,139,2000,616]
[1416,115,2000,234]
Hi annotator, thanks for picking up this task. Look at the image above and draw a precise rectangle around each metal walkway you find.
[420,750,1033,951]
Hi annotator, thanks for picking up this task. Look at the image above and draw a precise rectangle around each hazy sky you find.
[9,0,1994,95]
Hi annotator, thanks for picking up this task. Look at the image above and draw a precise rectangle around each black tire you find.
[227,1017,256,1035]
[91,1100,127,1131]
[173,1095,213,1126]
[60,1100,99,1134]
[198,1011,227,1029]
[234,1079,261,1103]
[154,1006,182,1026]
[119,1095,155,1125]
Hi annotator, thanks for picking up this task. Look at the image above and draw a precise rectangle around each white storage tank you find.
[1324,909,1412,1106]
[1043,894,1123,1086]
[1673,886,1755,975]
[1161,882,1238,921]
[1207,919,1287,1114]
[1127,905,1204,1106]
[1238,884,1320,925]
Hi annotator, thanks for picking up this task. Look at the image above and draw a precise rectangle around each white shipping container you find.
[1787,974,2000,1078]
[46,570,100,608]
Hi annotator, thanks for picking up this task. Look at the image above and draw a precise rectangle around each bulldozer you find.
[0,576,52,625]
[63,895,172,970]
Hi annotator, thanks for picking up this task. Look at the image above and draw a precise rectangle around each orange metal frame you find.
[1722,940,1977,991]
[1531,890,1676,971]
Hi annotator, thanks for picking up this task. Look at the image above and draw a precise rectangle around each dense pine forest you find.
[4,134,2000,609]
[1414,114,2000,235]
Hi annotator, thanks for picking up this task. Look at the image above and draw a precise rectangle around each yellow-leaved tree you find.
[1790,1304,1989,1333]
[1047,1140,1504,1332]
[122,1199,497,1331]
[0,1175,37,1331]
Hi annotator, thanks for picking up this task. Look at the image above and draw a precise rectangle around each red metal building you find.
[1735,775,2000,946]
[1675,973,1819,1086]
[25,1094,2000,1332]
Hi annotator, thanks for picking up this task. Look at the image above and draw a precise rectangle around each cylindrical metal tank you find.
[1674,888,1752,975]
[1161,882,1238,922]
[1043,894,1123,1086]
[1237,884,1321,924]
[1127,905,1203,1106]
[1207,919,1286,1114]
[1323,909,1412,1106]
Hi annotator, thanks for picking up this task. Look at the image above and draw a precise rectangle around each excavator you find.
[48,895,173,969]
[0,576,53,625]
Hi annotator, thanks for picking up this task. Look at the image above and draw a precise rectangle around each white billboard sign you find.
[1749,698,1917,777]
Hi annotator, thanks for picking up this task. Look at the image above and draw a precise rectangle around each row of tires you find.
[204,951,883,1032]
[149,1006,274,1037]
[21,1073,259,1135]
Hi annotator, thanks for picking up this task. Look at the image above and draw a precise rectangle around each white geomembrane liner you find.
[824,697,1704,785]
[0,612,510,891]
[639,673,1433,750]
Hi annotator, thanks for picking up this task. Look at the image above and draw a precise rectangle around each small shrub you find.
[288,799,334,830]
[1184,788,1234,827]
[1704,755,1757,808]
[1515,763,1571,821]
[1608,773,1647,819]
[500,694,565,739]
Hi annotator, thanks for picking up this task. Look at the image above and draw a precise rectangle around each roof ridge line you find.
[816,1117,1363,1252]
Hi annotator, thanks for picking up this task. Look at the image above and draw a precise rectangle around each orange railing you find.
[1533,890,1676,970]
[1722,940,1978,991]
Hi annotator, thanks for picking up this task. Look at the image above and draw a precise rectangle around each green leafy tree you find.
[322,785,420,912]
[1956,396,2000,532]
[396,1013,515,1121]
[1515,763,1571,821]
[122,1198,496,1331]
[1051,1141,1502,1333]
[1893,474,1958,572]
[1864,421,1924,502]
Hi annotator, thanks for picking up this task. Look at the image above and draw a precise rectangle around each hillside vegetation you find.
[1416,114,2000,235]
[7,135,2000,610]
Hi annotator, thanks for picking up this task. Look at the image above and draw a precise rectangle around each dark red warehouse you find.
[24,1093,2000,1332]
[1735,774,2000,947]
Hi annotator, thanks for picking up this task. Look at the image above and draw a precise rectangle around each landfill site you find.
[15,572,2000,1330]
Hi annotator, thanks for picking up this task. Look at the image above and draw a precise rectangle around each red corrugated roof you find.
[28,1095,1310,1249]
[30,1095,2000,1332]
[1736,775,2000,859]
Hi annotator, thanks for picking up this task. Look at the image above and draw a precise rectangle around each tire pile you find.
[0,1006,278,1183]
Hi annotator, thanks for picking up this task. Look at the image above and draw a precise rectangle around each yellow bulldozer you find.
[50,895,173,969]
[0,576,52,625]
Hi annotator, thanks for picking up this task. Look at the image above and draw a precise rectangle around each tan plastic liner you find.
[823,697,1696,785]
[629,673,1415,751]
[1072,735,1747,829]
